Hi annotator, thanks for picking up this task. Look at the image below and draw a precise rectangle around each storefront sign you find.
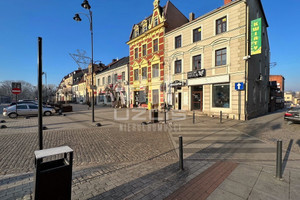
[169,80,185,87]
[187,69,206,79]
[251,18,262,55]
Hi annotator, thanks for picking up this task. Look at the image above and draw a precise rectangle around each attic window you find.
[143,26,147,33]
[154,17,158,26]
[135,30,139,37]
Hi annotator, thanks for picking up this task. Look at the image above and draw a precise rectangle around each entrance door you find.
[178,93,182,110]
[192,91,203,111]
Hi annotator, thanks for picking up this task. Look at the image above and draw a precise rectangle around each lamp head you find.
[81,0,91,9]
[73,14,82,22]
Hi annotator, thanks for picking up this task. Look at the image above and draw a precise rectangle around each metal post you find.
[16,94,18,116]
[220,111,222,124]
[276,140,282,179]
[38,37,43,150]
[164,110,166,124]
[179,136,184,170]
[193,110,195,124]
[238,90,241,120]
[90,10,95,123]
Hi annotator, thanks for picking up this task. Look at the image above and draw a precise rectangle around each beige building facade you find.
[95,57,129,107]
[164,0,270,120]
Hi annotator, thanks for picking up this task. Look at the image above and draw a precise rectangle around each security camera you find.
[243,55,251,60]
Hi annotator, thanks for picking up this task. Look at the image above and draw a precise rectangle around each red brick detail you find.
[159,32,164,37]
[160,70,164,76]
[165,161,238,200]
[224,0,232,5]
[159,38,164,43]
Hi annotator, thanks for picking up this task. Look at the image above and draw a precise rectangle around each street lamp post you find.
[42,72,47,103]
[73,0,95,122]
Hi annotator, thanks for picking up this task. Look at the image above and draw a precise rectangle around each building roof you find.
[166,0,268,36]
[96,56,129,75]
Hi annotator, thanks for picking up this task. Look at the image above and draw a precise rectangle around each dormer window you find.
[135,30,139,37]
[154,17,158,26]
[143,26,147,33]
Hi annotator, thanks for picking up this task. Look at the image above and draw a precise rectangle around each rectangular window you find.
[193,27,201,42]
[143,26,147,33]
[215,48,227,66]
[152,89,159,108]
[122,72,125,81]
[153,39,158,52]
[102,77,105,85]
[154,18,158,26]
[152,64,159,78]
[135,48,138,59]
[108,76,111,84]
[175,35,181,49]
[192,55,201,70]
[97,79,100,86]
[212,84,230,108]
[142,44,147,56]
[175,60,182,74]
[216,16,227,35]
[142,67,147,79]
[114,74,118,83]
[134,69,139,81]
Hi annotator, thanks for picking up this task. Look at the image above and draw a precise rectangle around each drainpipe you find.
[244,0,249,120]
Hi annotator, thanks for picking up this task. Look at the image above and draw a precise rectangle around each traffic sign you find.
[235,82,244,90]
[12,82,22,94]
[12,88,21,95]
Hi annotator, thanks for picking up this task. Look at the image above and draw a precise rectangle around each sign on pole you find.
[12,82,22,94]
[235,82,244,91]
[251,18,262,55]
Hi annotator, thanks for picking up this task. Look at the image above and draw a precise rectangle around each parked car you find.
[3,104,56,118]
[284,107,300,124]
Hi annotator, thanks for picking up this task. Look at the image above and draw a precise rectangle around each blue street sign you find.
[235,82,244,90]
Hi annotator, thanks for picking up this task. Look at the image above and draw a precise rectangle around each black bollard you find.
[276,140,282,179]
[164,110,167,124]
[220,111,222,124]
[179,136,184,170]
[193,111,195,124]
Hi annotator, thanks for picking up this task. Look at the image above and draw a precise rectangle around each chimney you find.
[112,59,117,62]
[189,12,195,21]
[224,0,232,5]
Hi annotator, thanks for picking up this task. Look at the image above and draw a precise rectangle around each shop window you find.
[142,67,147,79]
[192,55,201,70]
[175,35,181,49]
[216,16,227,35]
[193,27,201,42]
[215,48,227,66]
[175,60,182,74]
[152,64,159,78]
[134,69,139,81]
[152,89,159,108]
[212,84,230,108]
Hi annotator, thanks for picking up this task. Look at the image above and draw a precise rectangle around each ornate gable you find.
[148,0,165,30]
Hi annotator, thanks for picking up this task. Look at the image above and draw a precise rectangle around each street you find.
[0,105,300,199]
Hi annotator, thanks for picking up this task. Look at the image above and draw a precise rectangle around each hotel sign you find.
[251,18,262,55]
[187,69,206,79]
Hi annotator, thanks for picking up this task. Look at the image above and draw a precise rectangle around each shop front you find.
[169,80,186,110]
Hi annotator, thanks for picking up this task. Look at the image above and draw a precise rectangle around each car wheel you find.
[8,113,18,119]
[44,111,52,116]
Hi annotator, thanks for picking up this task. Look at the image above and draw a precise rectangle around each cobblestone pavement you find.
[1,105,300,199]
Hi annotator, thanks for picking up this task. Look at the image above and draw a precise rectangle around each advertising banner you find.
[251,18,262,55]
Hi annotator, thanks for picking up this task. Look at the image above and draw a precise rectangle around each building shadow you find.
[282,139,293,174]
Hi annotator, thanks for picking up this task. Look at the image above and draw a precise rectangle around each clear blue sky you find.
[0,0,299,91]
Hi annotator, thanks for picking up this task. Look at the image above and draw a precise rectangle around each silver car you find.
[3,104,56,118]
